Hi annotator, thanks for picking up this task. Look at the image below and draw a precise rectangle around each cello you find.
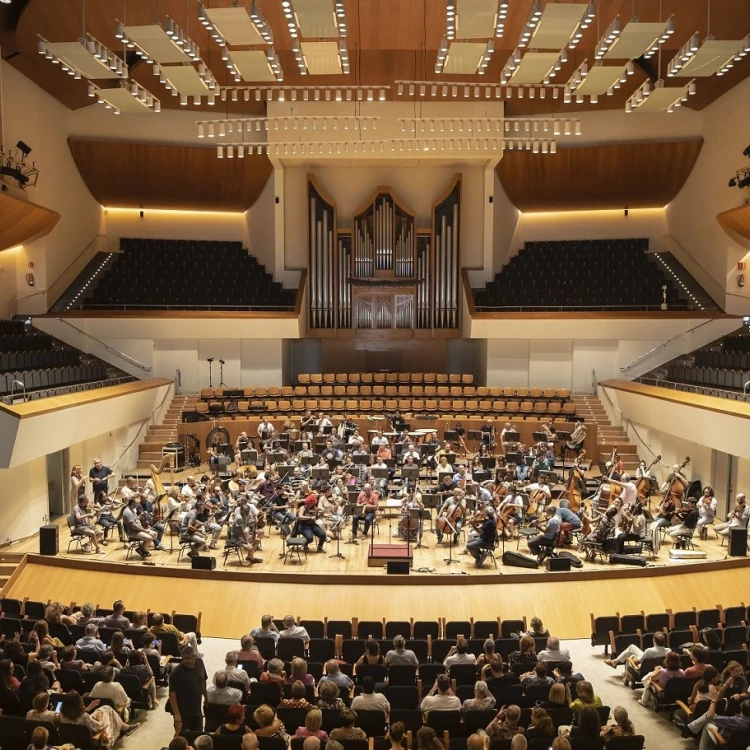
[635,455,661,503]
[560,449,586,514]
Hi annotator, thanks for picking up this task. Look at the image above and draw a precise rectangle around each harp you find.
[150,454,174,516]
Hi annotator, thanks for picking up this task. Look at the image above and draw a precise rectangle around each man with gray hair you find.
[279,615,310,647]
[207,671,243,705]
[466,734,485,750]
[538,636,571,662]
[251,614,280,644]
[319,659,354,691]
[193,735,214,750]
[303,737,321,750]
[385,636,419,667]
[75,623,107,656]
[215,651,251,691]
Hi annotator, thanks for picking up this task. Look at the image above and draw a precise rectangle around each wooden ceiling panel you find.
[717,204,750,244]
[68,138,272,211]
[0,192,61,253]
[496,139,704,211]
[1,1,748,116]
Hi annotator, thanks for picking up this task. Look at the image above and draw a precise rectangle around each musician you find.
[611,474,638,506]
[352,483,380,539]
[650,495,676,533]
[196,499,222,550]
[322,439,343,463]
[228,504,262,564]
[566,420,587,456]
[179,499,209,557]
[615,504,646,554]
[475,483,494,508]
[258,417,275,441]
[585,505,617,545]
[295,440,315,463]
[122,495,158,559]
[467,507,497,568]
[347,428,363,446]
[696,486,718,536]
[436,454,453,475]
[73,496,106,554]
[235,431,253,453]
[500,422,517,453]
[481,419,495,449]
[715,493,750,537]
[453,464,472,487]
[668,497,700,543]
[661,464,688,493]
[316,412,333,436]
[513,446,531,483]
[530,448,552,481]
[119,477,140,502]
[436,488,466,545]
[391,410,406,433]
[294,493,326,552]
[318,485,344,540]
[94,490,125,542]
[181,476,199,498]
[497,490,524,536]
[71,465,87,502]
[454,422,467,454]
[89,458,113,498]
[401,444,421,464]
[351,441,369,459]
[556,505,582,540]
[297,407,313,430]
[135,495,166,550]
[636,459,654,481]
[527,505,562,559]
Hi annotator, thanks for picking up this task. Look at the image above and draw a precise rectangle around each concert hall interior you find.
[2,1,750,749]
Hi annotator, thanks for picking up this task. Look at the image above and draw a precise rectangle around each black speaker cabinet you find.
[729,527,747,557]
[39,525,59,556]
[387,560,410,575]
[546,556,572,572]
[191,555,216,570]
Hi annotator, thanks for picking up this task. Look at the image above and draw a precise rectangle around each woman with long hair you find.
[525,707,555,741]
[416,726,445,750]
[601,706,635,745]
[58,690,138,747]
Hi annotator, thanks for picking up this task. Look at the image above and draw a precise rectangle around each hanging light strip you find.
[37,34,127,79]
[517,0,543,49]
[593,15,622,60]
[218,84,390,102]
[625,78,696,113]
[397,117,581,136]
[197,1,273,46]
[89,80,161,114]
[667,33,750,77]
[215,137,558,158]
[395,79,567,100]
[446,0,456,41]
[496,1,510,38]
[281,0,349,75]
[643,16,675,59]
[566,60,634,102]
[478,39,495,75]
[568,1,597,49]
[196,115,380,138]
[115,17,200,63]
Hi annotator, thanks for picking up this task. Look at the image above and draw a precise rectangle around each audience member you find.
[250,615,280,644]
[569,681,602,715]
[168,646,208,733]
[151,613,201,656]
[213,704,253,736]
[420,673,460,715]
[601,706,635,745]
[485,704,525,741]
[253,704,291,744]
[525,707,555,741]
[317,680,347,710]
[280,680,314,710]
[416,726,445,750]
[385,636,419,667]
[329,708,367,741]
[538,636,571,662]
[75,623,106,655]
[351,676,390,717]
[288,657,315,686]
[261,658,286,685]
[294,708,329,740]
[58,690,138,747]
[319,659,354,691]
[278,615,310,647]
[26,692,56,723]
[218,651,252,690]
[207,671,243,705]
[461,680,496,712]
[90,666,130,717]
[508,635,538,670]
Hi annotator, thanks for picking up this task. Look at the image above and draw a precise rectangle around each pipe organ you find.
[308,175,461,335]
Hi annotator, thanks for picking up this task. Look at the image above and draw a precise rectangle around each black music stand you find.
[312,468,331,481]
[504,431,520,445]
[414,509,431,549]
[329,515,346,560]
[442,516,460,566]
[401,466,419,483]
[421,493,439,533]
[344,503,363,544]
[445,430,458,442]
[556,431,572,462]
[532,432,547,443]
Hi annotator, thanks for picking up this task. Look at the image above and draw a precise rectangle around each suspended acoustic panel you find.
[496,139,703,211]
[307,175,460,334]
[68,138,272,211]
[432,177,461,329]
[0,192,61,253]
[308,177,336,329]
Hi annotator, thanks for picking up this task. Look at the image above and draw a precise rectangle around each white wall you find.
[667,75,750,314]
[283,165,487,271]
[2,61,102,301]
[0,457,48,544]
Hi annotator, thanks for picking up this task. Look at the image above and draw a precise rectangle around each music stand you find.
[556,431,572,461]
[504,431,520,444]
[371,467,389,481]
[532,432,547,443]
[272,451,287,464]
[344,503,364,545]
[414,508,431,549]
[442,516,460,566]
[438,471,453,485]
[276,464,293,478]
[312,468,331,481]
[445,430,458,442]
[321,425,333,435]
[240,449,258,465]
[329,515,346,559]
[480,456,497,470]
[540,470,559,485]
[326,458,341,472]
[299,455,313,466]
[401,466,419,483]
[524,456,535,467]
[353,454,369,465]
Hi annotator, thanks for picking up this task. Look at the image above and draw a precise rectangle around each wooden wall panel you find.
[68,138,273,211]
[717,204,750,244]
[0,192,60,252]
[496,139,704,212]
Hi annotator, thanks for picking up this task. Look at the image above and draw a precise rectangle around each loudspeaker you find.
[39,525,58,556]
[387,560,410,575]
[729,528,747,557]
[546,556,571,572]
[609,553,648,567]
[502,551,539,569]
[191,555,216,570]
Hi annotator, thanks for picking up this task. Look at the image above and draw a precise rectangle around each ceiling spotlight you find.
[729,177,738,187]
[743,144,750,158]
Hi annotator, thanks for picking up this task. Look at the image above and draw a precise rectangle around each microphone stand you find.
[206,358,214,388]
[218,359,227,389]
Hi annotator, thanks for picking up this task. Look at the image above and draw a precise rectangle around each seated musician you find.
[527,505,562,560]
[376,441,392,463]
[437,473,456,497]
[94,490,124,542]
[348,428,363,445]
[391,410,407,434]
[436,454,453,475]
[318,485,344,540]
[616,503,647,554]
[399,485,424,540]
[73,496,106,554]
[122,495,158,558]
[514,445,531,483]
[351,440,369,458]
[668,497,700,541]
[612,474,638,506]
[556,505,582,544]
[454,422,468,455]
[475,482,494,508]
[436,488,466,545]
[295,441,315,465]
[119,476,140,502]
[300,409,315,438]
[270,440,288,461]
[432,440,453,469]
[497,489,524,538]
[500,422,517,453]
[636,459,654,482]
[467,506,497,568]
[530,447,552,482]
[321,439,343,463]
[245,497,266,550]
[696,486,718,535]
[715,493,750,537]
[317,411,333,436]
[352,483,380,539]
[584,505,618,547]
[402,443,421,464]
[180,499,209,557]
[650,495,676,533]
[481,418,495,447]
[660,464,687,493]
[235,431,253,454]
[165,486,188,524]
[258,417,275,441]
[423,432,440,451]
[270,485,296,536]
[453,464,472,487]
[135,494,166,549]
[297,492,327,552]
[228,504,263,564]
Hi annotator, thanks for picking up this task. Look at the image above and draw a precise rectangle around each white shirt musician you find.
[258,418,275,440]
[119,477,139,501]
[716,493,750,537]
[498,492,524,521]
[181,477,198,498]
[371,431,388,449]
[525,481,552,501]
[402,445,421,464]
[696,487,718,533]
[613,475,638,506]
[500,423,516,450]
[437,490,467,544]
[436,456,453,475]
[317,413,333,435]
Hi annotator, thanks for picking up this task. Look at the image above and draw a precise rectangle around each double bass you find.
[635,455,661,503]
[560,450,586,514]
[597,448,623,511]
[663,456,691,506]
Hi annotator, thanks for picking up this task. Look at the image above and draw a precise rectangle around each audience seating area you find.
[0,320,116,400]
[194,374,575,419]
[81,238,295,311]
[592,604,750,747]
[473,238,689,311]
[0,601,636,750]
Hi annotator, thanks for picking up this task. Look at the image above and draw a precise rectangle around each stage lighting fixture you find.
[739,174,750,189]
[16,141,32,157]
[729,177,737,187]
[743,144,750,158]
